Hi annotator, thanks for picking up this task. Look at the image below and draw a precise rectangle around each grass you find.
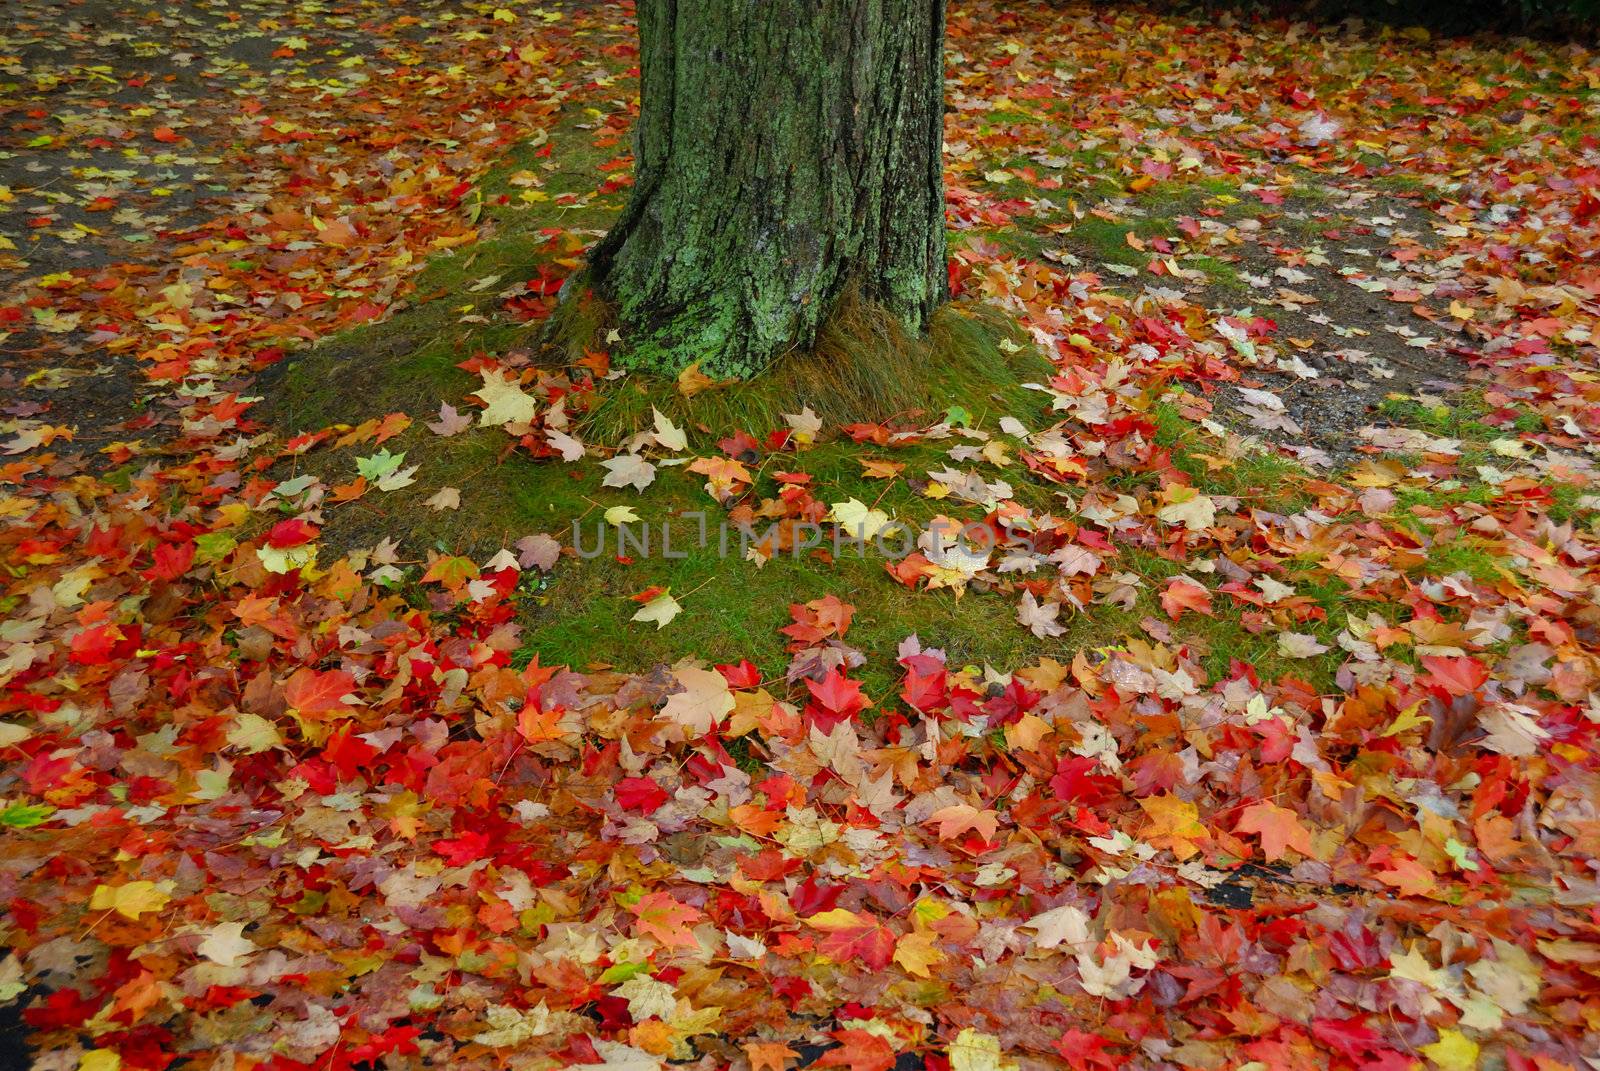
[574,297,1057,442]
[1046,174,1260,289]
[516,524,1044,701]
[1150,398,1316,510]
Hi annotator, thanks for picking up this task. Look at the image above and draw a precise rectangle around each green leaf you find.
[355,448,406,482]
[598,960,650,984]
[0,803,55,828]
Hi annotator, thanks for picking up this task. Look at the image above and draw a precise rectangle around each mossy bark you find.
[587,0,949,379]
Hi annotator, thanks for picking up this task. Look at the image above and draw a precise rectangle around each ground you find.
[1,2,1599,1070]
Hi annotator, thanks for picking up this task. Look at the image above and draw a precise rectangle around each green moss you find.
[518,543,1043,692]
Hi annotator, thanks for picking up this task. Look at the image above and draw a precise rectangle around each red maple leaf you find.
[283,667,357,716]
[805,669,869,731]
[615,776,670,813]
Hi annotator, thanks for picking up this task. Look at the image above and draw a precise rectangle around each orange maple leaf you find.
[1159,577,1213,620]
[746,1040,800,1071]
[1235,801,1314,862]
[629,892,703,949]
[926,803,1000,842]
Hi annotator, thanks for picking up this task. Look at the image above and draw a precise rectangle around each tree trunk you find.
[586,0,949,378]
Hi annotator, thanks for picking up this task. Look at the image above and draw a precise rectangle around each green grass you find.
[1066,216,1147,269]
[1150,398,1315,511]
[574,298,1057,442]
[517,531,1037,698]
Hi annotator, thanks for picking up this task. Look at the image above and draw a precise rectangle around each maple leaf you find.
[745,1041,799,1071]
[1155,485,1216,530]
[926,803,1000,842]
[631,589,682,630]
[517,700,569,744]
[1017,591,1065,637]
[283,667,357,717]
[1477,703,1550,756]
[804,909,895,971]
[615,776,670,813]
[196,921,257,966]
[90,880,170,920]
[949,1029,1017,1071]
[677,361,718,398]
[547,428,586,461]
[226,712,283,753]
[629,891,703,949]
[424,486,460,511]
[426,401,472,436]
[516,533,561,571]
[1420,1030,1479,1071]
[1421,655,1489,697]
[473,367,539,427]
[1027,903,1093,950]
[781,595,855,645]
[651,407,687,452]
[828,498,894,540]
[660,666,734,735]
[355,447,406,483]
[784,406,822,443]
[816,1030,894,1071]
[1053,1030,1123,1071]
[601,453,657,492]
[1235,800,1314,862]
[893,930,945,977]
[1276,631,1329,658]
[1374,853,1437,897]
[1159,577,1212,619]
[804,668,869,731]
[1309,1016,1381,1062]
[1138,794,1208,861]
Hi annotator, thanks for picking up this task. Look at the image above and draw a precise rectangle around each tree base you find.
[549,290,1053,442]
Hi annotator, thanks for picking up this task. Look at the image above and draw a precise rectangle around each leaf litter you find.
[1,2,1600,1070]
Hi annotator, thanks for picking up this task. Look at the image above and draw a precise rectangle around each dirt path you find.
[0,0,459,466]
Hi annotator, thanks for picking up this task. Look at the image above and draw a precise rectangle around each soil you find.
[0,0,454,468]
[1059,177,1474,469]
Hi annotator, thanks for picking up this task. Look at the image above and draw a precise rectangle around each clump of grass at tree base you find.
[542,285,1059,442]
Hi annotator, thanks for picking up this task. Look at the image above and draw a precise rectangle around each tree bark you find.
[586,0,949,378]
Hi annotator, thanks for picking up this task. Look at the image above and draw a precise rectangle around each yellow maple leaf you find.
[950,1028,1017,1071]
[1420,1029,1479,1071]
[472,368,538,428]
[893,930,945,978]
[1138,794,1208,861]
[89,881,170,920]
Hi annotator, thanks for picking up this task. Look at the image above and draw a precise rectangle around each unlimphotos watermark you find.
[571,514,1016,561]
